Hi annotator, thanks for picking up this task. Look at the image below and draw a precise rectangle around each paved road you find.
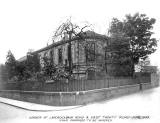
[0,87,160,123]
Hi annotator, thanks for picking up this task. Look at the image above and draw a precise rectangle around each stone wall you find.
[0,73,158,106]
[0,84,140,106]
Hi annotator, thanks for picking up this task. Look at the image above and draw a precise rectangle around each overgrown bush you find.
[42,57,73,81]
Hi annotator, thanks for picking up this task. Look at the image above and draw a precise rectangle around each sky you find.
[0,0,160,67]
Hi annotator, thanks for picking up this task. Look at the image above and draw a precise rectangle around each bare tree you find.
[52,18,93,74]
[53,18,92,42]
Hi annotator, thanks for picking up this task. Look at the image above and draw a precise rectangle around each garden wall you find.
[0,83,159,106]
[0,84,140,106]
[0,73,158,106]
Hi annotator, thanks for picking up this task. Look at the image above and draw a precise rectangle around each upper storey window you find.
[85,43,95,62]
[58,48,62,64]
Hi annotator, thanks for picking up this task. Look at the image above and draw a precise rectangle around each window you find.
[67,45,71,61]
[50,50,54,63]
[85,43,95,62]
[50,50,53,57]
[58,48,62,64]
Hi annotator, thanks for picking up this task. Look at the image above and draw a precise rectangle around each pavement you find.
[0,97,83,111]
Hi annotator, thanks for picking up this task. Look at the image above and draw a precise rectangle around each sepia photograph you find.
[0,0,160,123]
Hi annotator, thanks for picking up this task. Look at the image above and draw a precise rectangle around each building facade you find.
[31,31,109,80]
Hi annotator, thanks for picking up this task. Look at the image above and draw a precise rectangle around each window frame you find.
[85,42,96,63]
[58,48,63,64]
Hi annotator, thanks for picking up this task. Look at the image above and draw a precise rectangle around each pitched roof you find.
[33,31,108,54]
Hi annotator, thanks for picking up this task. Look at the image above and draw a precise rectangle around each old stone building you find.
[31,31,109,80]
